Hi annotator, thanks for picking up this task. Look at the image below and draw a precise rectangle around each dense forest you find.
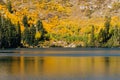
[0,14,47,48]
[0,0,120,48]
[0,15,21,48]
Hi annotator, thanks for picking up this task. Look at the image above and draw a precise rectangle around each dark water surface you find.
[0,48,120,80]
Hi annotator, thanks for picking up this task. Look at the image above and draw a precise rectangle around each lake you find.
[0,48,120,80]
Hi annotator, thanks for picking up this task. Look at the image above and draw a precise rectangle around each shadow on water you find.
[0,48,120,57]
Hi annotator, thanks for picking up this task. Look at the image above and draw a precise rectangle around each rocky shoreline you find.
[23,40,120,48]
[23,40,83,48]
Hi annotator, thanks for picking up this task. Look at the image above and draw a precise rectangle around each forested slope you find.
[0,0,120,48]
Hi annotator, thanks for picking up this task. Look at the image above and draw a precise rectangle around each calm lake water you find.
[0,48,120,80]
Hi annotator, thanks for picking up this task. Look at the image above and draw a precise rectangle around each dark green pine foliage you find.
[7,0,13,13]
[36,20,43,31]
[118,28,120,45]
[23,27,30,45]
[1,17,9,48]
[16,22,21,47]
[104,16,111,42]
[97,29,105,47]
[112,26,120,46]
[0,15,2,48]
[22,15,29,28]
[0,15,4,48]
[97,16,111,47]
[7,19,17,48]
[23,25,36,46]
[22,17,47,46]
[22,15,30,45]
[90,25,95,47]
[29,25,36,46]
[36,20,46,40]
[0,15,21,48]
[105,25,120,47]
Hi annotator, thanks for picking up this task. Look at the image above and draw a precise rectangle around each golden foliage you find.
[0,1,120,42]
[35,31,41,40]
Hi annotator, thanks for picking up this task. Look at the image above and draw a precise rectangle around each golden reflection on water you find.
[0,56,120,78]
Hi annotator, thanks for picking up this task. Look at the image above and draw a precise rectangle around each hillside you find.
[2,0,120,17]
[0,0,120,48]
[71,0,120,18]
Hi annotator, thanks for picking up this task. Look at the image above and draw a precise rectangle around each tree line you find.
[0,15,21,48]
[22,15,47,47]
[0,14,47,48]
[0,1,47,48]
[0,1,120,48]
[88,16,120,47]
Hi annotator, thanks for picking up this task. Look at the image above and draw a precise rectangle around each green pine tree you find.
[16,22,21,47]
[36,20,44,32]
[36,20,46,40]
[23,27,31,46]
[104,16,111,42]
[7,0,13,13]
[90,25,95,47]
[29,24,36,46]
[22,15,29,28]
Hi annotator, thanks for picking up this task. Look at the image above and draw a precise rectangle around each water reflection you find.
[0,56,120,80]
